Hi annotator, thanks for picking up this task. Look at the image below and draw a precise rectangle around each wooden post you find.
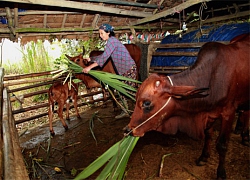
[0,68,4,180]
[147,43,155,76]
[2,87,29,180]
[2,88,15,179]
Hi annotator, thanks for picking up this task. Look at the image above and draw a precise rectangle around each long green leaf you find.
[109,136,139,180]
[74,140,122,180]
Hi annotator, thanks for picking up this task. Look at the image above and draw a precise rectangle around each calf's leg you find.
[66,98,70,120]
[73,95,81,118]
[57,101,68,131]
[48,104,55,136]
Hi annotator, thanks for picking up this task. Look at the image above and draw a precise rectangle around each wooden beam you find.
[190,10,250,26]
[80,14,87,28]
[43,14,47,28]
[5,7,16,35]
[153,0,164,14]
[62,14,67,28]
[1,0,152,18]
[130,0,212,25]
[14,8,18,27]
[0,25,177,34]
[0,11,82,16]
[79,0,164,9]
[92,14,100,28]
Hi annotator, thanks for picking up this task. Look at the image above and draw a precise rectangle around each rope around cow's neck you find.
[124,76,173,136]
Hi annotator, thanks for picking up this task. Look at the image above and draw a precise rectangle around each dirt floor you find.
[19,100,250,180]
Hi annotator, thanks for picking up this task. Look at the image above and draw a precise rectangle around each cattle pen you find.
[0,67,109,179]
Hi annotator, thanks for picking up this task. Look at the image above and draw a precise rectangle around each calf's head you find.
[65,54,90,68]
[126,73,208,137]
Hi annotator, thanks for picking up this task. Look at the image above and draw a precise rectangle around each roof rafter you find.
[1,0,152,18]
[130,0,212,25]
[79,0,163,9]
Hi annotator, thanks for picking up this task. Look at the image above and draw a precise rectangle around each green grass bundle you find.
[53,57,141,101]
[75,136,139,180]
[53,57,141,179]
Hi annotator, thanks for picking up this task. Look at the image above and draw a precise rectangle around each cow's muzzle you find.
[123,125,133,136]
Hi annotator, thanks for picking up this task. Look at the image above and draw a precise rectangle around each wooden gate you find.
[0,68,108,179]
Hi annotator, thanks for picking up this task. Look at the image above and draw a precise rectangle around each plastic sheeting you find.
[151,23,250,67]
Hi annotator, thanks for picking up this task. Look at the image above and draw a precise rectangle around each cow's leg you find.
[241,110,250,146]
[234,110,244,135]
[216,113,235,179]
[196,126,213,165]
[57,101,68,131]
[48,103,55,136]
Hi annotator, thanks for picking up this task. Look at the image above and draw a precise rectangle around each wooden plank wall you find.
[146,41,229,76]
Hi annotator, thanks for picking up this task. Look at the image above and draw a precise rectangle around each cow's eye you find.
[76,58,80,62]
[143,100,151,108]
[142,100,152,113]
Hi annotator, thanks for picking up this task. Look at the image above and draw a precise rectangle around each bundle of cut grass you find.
[75,135,139,180]
[53,57,141,101]
[53,57,141,179]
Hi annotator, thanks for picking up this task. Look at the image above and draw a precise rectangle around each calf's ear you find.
[65,54,72,60]
[170,86,209,99]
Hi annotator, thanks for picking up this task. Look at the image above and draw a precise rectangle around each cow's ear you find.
[65,54,71,60]
[82,46,86,56]
[170,86,209,98]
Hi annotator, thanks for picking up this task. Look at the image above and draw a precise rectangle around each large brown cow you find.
[125,33,250,179]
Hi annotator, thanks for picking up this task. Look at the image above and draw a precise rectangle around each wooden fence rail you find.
[4,70,106,124]
[0,68,107,179]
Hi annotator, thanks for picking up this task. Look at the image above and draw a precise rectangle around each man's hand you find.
[82,62,99,74]
[82,66,91,73]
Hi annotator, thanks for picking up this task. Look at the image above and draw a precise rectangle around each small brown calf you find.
[48,80,80,136]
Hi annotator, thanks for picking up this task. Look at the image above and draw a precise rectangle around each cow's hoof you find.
[64,125,69,131]
[196,157,208,166]
[50,131,55,137]
[77,114,81,119]
[217,167,226,180]
[241,132,250,147]
[242,139,250,147]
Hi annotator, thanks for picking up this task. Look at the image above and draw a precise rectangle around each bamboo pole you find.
[2,88,15,179]
[10,89,48,102]
[3,70,64,81]
[2,88,29,179]
[8,78,63,93]
[14,94,110,124]
[7,89,29,179]
[4,77,57,87]
[0,68,4,180]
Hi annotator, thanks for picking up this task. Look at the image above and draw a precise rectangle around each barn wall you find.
[151,22,250,68]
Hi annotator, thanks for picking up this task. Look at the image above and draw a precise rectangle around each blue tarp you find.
[151,22,250,67]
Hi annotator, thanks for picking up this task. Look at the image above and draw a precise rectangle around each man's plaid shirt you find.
[90,36,136,75]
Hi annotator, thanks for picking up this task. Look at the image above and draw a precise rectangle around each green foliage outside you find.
[3,36,104,103]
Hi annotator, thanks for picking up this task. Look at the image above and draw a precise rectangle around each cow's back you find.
[218,33,250,103]
[178,33,250,107]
